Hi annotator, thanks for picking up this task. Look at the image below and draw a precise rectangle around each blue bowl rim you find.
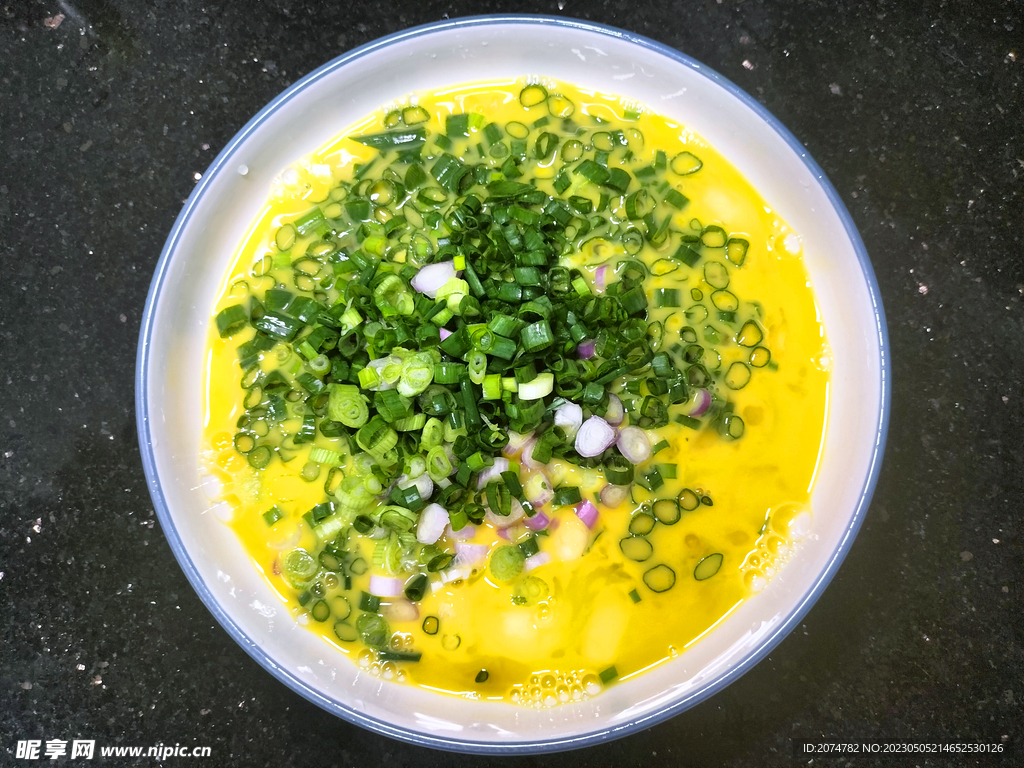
[136,13,890,755]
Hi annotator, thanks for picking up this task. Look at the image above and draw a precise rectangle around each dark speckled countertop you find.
[2,1,1021,766]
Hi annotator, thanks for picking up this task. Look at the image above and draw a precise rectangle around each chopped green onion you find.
[519,84,548,108]
[216,305,248,338]
[351,127,426,151]
[467,351,488,384]
[434,362,467,384]
[482,374,503,400]
[517,372,553,401]
[670,151,703,175]
[356,415,398,458]
[262,506,284,526]
[328,384,369,428]
[426,446,452,481]
[552,486,582,506]
[604,455,634,485]
[398,353,435,396]
[309,447,343,465]
[521,321,554,352]
[694,553,723,581]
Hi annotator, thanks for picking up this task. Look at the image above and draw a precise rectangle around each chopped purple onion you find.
[368,574,404,598]
[521,437,545,470]
[410,260,457,298]
[575,499,600,529]
[604,393,624,426]
[524,552,552,572]
[524,510,551,531]
[454,541,488,566]
[476,457,510,490]
[524,472,554,506]
[600,483,630,508]
[554,401,583,440]
[444,523,475,540]
[616,426,652,464]
[574,416,617,457]
[502,430,530,457]
[689,388,712,417]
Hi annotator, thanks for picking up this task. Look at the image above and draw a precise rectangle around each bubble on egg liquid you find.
[355,636,414,683]
[510,668,602,708]
[741,503,812,592]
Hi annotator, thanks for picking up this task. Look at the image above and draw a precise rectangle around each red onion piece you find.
[523,472,554,506]
[368,574,405,598]
[438,327,453,341]
[600,483,630,508]
[594,265,608,293]
[454,541,488,566]
[485,498,525,529]
[604,394,624,426]
[521,437,544,470]
[524,552,552,572]
[381,598,419,623]
[444,523,475,540]
[616,426,652,464]
[410,260,457,298]
[689,388,712,417]
[524,510,551,531]
[442,444,459,475]
[496,527,510,540]
[576,339,596,359]
[575,500,600,529]
[575,416,616,458]
[502,430,530,458]
[416,503,449,545]
[476,457,510,490]
[554,401,583,440]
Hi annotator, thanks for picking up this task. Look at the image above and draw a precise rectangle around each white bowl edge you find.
[136,15,889,752]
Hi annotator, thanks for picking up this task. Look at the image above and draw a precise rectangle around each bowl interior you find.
[138,17,886,752]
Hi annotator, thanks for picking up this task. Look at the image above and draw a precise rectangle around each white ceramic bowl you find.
[137,15,889,753]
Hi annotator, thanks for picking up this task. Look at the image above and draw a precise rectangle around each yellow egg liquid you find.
[202,79,829,704]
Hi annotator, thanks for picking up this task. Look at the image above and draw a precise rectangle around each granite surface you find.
[1,0,1021,765]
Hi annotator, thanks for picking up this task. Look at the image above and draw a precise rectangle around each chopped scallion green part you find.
[552,486,582,506]
[262,506,283,526]
[216,305,248,338]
